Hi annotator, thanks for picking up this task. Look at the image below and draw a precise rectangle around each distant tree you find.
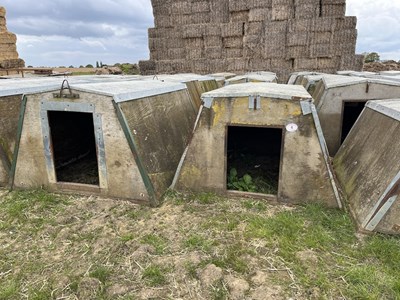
[86,64,94,68]
[96,61,99,68]
[364,52,380,63]
[69,65,74,68]
[100,61,103,68]
[79,65,84,68]
[59,66,66,68]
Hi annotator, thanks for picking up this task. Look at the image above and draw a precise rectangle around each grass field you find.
[0,189,399,299]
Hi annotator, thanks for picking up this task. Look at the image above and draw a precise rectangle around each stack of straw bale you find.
[139,0,362,82]
[0,7,25,70]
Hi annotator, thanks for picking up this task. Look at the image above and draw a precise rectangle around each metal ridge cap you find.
[366,100,400,121]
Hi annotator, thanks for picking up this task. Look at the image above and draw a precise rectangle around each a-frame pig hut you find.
[172,83,341,207]
[0,77,72,187]
[334,100,400,234]
[1,76,154,187]
[11,80,197,206]
[313,75,400,155]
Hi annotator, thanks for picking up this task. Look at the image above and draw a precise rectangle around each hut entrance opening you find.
[48,111,99,185]
[226,126,282,195]
[341,101,366,143]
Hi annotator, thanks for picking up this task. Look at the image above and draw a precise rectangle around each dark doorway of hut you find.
[226,126,282,196]
[341,101,366,144]
[48,111,99,186]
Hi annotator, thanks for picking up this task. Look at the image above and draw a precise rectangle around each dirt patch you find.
[364,60,400,72]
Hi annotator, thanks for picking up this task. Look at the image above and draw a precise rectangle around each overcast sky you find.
[1,0,400,67]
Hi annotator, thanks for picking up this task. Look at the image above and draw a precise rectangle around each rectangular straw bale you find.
[186,48,204,59]
[191,12,211,24]
[209,59,228,73]
[156,60,173,74]
[264,31,286,46]
[317,57,340,69]
[167,48,186,60]
[210,0,230,23]
[171,1,191,15]
[184,37,204,49]
[249,8,271,22]
[272,5,294,20]
[154,16,174,28]
[191,1,210,13]
[270,58,293,69]
[332,29,357,45]
[287,32,308,46]
[226,58,248,72]
[310,43,332,58]
[193,58,209,73]
[321,4,346,17]
[244,34,262,47]
[138,60,156,75]
[204,24,221,36]
[266,20,288,32]
[150,50,161,60]
[287,19,313,32]
[264,43,287,58]
[312,17,335,32]
[323,0,346,4]
[286,46,309,58]
[221,22,245,37]
[248,58,271,71]
[166,37,184,48]
[310,31,333,44]
[335,16,357,30]
[244,46,263,60]
[272,0,292,5]
[246,21,264,35]
[170,59,187,73]
[205,47,223,59]
[354,54,365,71]
[295,58,317,69]
[339,54,364,71]
[148,38,166,51]
[276,69,292,83]
[294,0,317,4]
[248,0,272,8]
[223,37,244,48]
[182,24,205,38]
[152,3,171,15]
[172,14,192,26]
[151,0,171,7]
[204,36,223,47]
[295,4,319,19]
[148,28,162,39]
[333,42,356,56]
[0,32,17,43]
[224,48,244,58]
[228,0,248,12]
[230,10,249,22]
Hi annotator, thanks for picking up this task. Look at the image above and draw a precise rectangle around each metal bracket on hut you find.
[53,79,80,99]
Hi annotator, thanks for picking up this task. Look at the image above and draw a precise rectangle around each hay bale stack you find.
[141,0,362,82]
[0,6,25,69]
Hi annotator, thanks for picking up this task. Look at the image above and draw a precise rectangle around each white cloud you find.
[347,0,400,60]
